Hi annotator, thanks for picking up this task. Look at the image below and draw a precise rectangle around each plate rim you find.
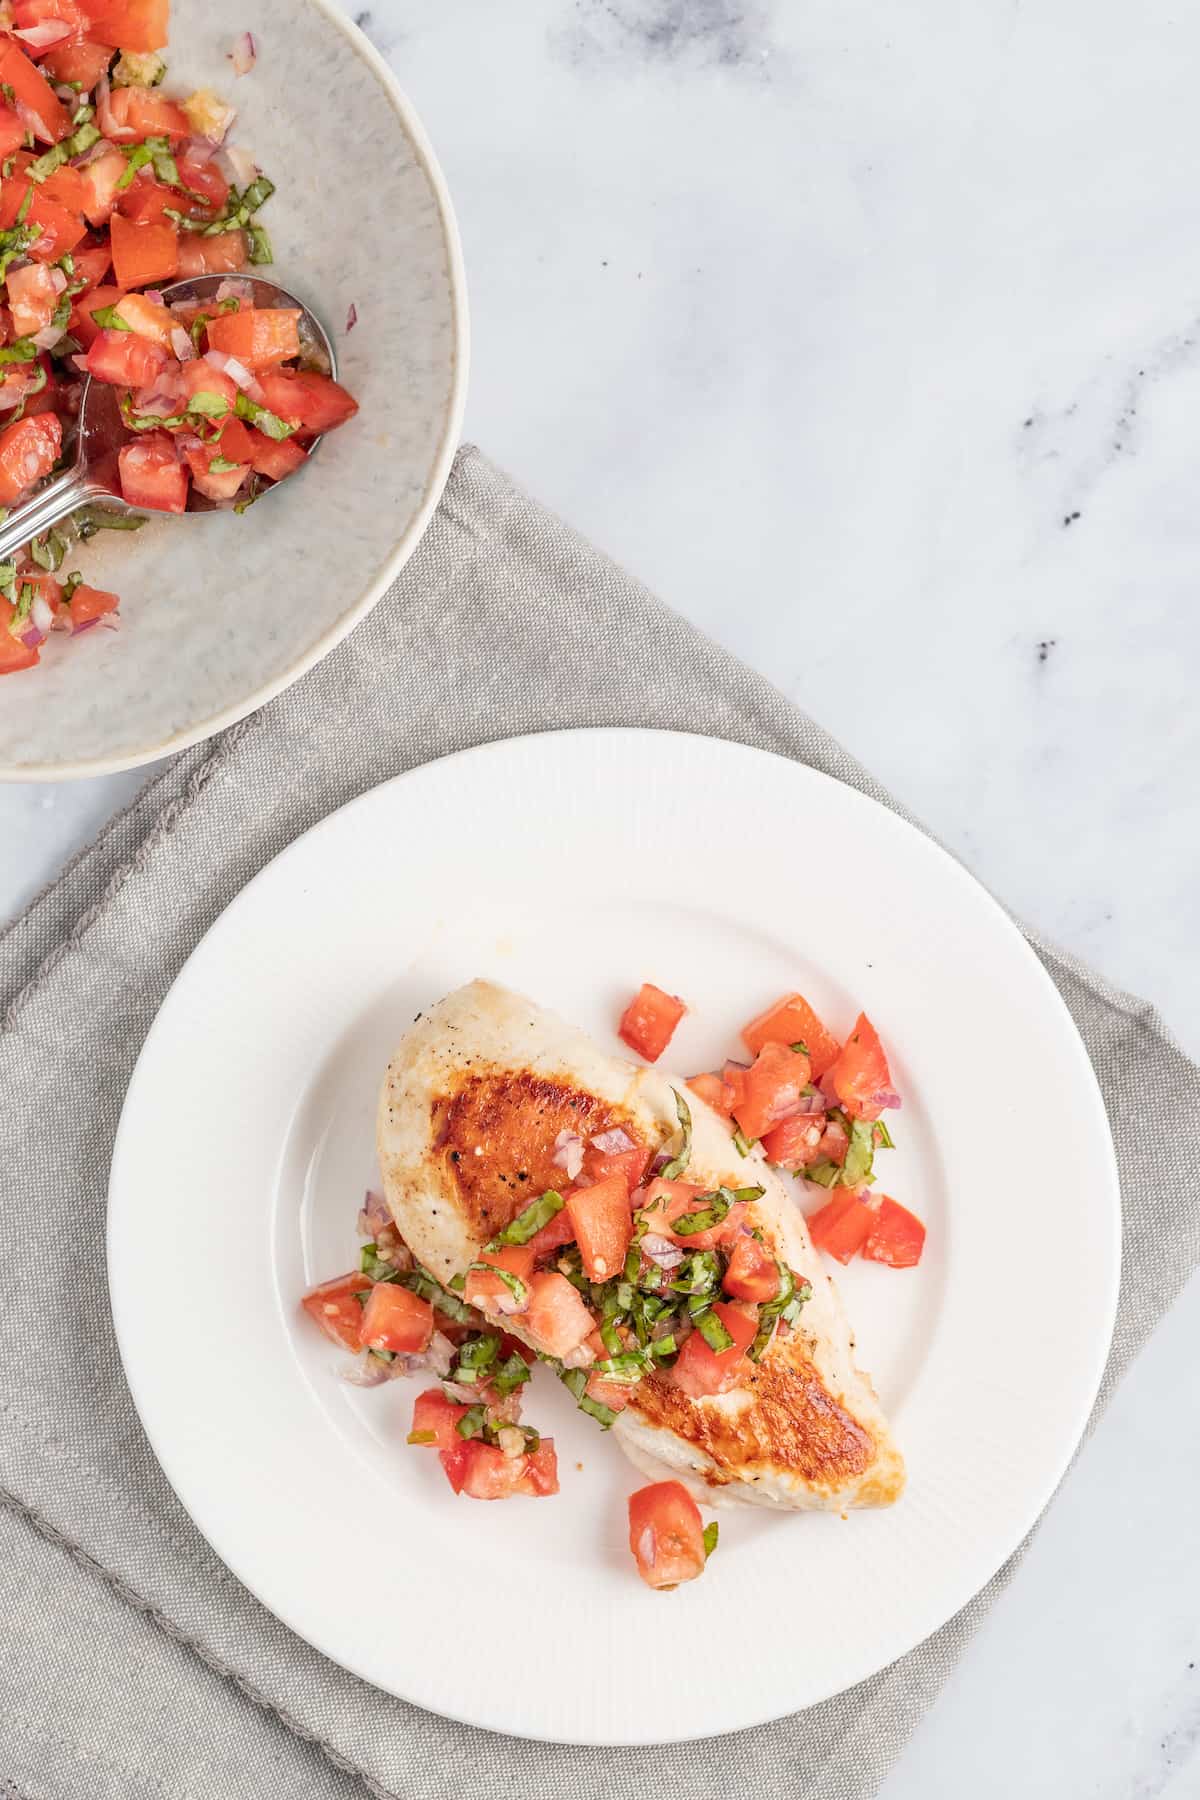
[0,0,469,785]
[107,726,1122,1743]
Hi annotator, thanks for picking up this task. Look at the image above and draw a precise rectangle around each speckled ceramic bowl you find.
[0,0,466,779]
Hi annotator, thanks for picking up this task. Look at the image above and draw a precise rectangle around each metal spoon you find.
[0,273,335,563]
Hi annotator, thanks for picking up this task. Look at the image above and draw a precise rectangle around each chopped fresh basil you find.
[218,296,241,313]
[0,84,13,107]
[455,1405,487,1440]
[804,1158,841,1189]
[187,390,230,418]
[246,223,273,265]
[841,1117,876,1189]
[233,475,264,515]
[0,220,37,281]
[15,185,32,226]
[749,1265,811,1363]
[465,1259,527,1306]
[75,506,146,539]
[486,1187,564,1249]
[491,1351,531,1397]
[659,1089,693,1181]
[790,1040,810,1054]
[381,1259,477,1325]
[189,311,212,352]
[0,338,36,365]
[731,1124,754,1157]
[670,1188,736,1236]
[874,1119,895,1150]
[670,1249,721,1297]
[693,1308,735,1352]
[650,1332,677,1358]
[558,1365,618,1430]
[71,102,94,127]
[591,1351,649,1383]
[29,120,99,183]
[61,571,82,604]
[29,531,66,572]
[406,1429,436,1445]
[240,174,275,213]
[233,391,296,440]
[703,1521,719,1557]
[207,454,241,474]
[90,305,131,332]
[455,1334,499,1372]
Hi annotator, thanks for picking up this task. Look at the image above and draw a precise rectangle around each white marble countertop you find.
[3,0,1198,1789]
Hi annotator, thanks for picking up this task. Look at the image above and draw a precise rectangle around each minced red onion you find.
[31,325,63,350]
[33,595,58,639]
[552,1129,584,1181]
[560,1341,596,1370]
[229,30,257,76]
[15,99,48,145]
[641,1233,684,1270]
[590,1127,634,1155]
[69,617,99,636]
[426,1331,455,1379]
[20,625,44,649]
[649,1151,672,1176]
[184,134,217,166]
[144,288,164,306]
[215,276,255,306]
[357,1189,391,1236]
[216,141,258,188]
[441,1379,480,1405]
[15,21,72,49]
[49,268,68,295]
[96,77,134,141]
[345,302,358,333]
[338,1354,390,1389]
[170,327,195,362]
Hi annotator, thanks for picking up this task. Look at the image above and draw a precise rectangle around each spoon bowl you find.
[0,274,335,561]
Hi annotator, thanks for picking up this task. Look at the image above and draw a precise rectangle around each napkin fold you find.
[2,447,1197,1800]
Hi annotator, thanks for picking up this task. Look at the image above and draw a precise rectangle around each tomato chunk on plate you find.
[409,1387,469,1452]
[359,1282,433,1355]
[566,1173,631,1282]
[79,0,169,53]
[806,1191,876,1265]
[255,366,359,433]
[823,1013,897,1121]
[462,1243,535,1314]
[861,1196,926,1268]
[109,212,179,289]
[448,1438,560,1500]
[670,1302,756,1398]
[685,1071,735,1116]
[521,1270,594,1357]
[721,1234,782,1303]
[628,1481,709,1590]
[65,584,119,631]
[741,991,842,1078]
[618,982,685,1062]
[0,412,61,505]
[730,1041,812,1142]
[85,326,168,389]
[204,306,302,371]
[300,1271,366,1351]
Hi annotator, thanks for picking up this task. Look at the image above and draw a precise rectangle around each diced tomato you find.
[455,1439,559,1500]
[17,569,63,615]
[184,439,248,502]
[70,283,126,347]
[18,362,60,418]
[722,1234,782,1303]
[212,414,255,463]
[177,227,247,278]
[0,107,26,162]
[78,0,169,52]
[638,1177,749,1252]
[585,1370,632,1413]
[79,147,128,226]
[686,1071,735,1116]
[0,600,40,674]
[742,991,843,1078]
[731,1042,812,1142]
[0,411,61,504]
[818,1117,849,1165]
[63,583,119,629]
[247,430,306,482]
[523,1205,578,1262]
[118,431,187,512]
[410,1387,469,1453]
[582,1143,650,1196]
[0,181,87,262]
[823,1014,896,1121]
[69,242,112,292]
[0,41,70,142]
[565,1174,632,1282]
[6,262,58,337]
[806,1191,876,1265]
[180,354,236,409]
[627,1481,708,1590]
[254,367,359,434]
[85,326,168,387]
[113,290,174,347]
[358,1282,434,1355]
[13,0,89,34]
[117,175,180,226]
[175,152,228,216]
[300,1271,366,1352]
[204,306,302,371]
[761,1110,827,1170]
[462,1243,536,1313]
[521,1440,559,1496]
[861,1197,926,1269]
[41,37,114,90]
[521,1270,594,1357]
[617,982,685,1063]
[105,82,189,139]
[721,1060,749,1119]
[437,1441,471,1494]
[7,151,88,215]
[670,1302,757,1398]
[109,211,178,288]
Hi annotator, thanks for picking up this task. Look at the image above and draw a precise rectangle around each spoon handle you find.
[0,464,119,565]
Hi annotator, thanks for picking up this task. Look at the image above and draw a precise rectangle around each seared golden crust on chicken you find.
[377,979,905,1512]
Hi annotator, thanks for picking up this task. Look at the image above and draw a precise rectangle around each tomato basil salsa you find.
[303,983,923,1589]
[0,2,358,674]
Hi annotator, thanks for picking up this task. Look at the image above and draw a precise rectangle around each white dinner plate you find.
[107,729,1120,1744]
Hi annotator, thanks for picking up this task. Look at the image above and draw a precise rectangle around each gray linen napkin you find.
[2,447,1197,1800]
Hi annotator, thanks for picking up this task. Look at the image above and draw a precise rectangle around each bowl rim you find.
[1,0,469,785]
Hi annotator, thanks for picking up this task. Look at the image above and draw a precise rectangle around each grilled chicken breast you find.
[377,979,905,1512]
